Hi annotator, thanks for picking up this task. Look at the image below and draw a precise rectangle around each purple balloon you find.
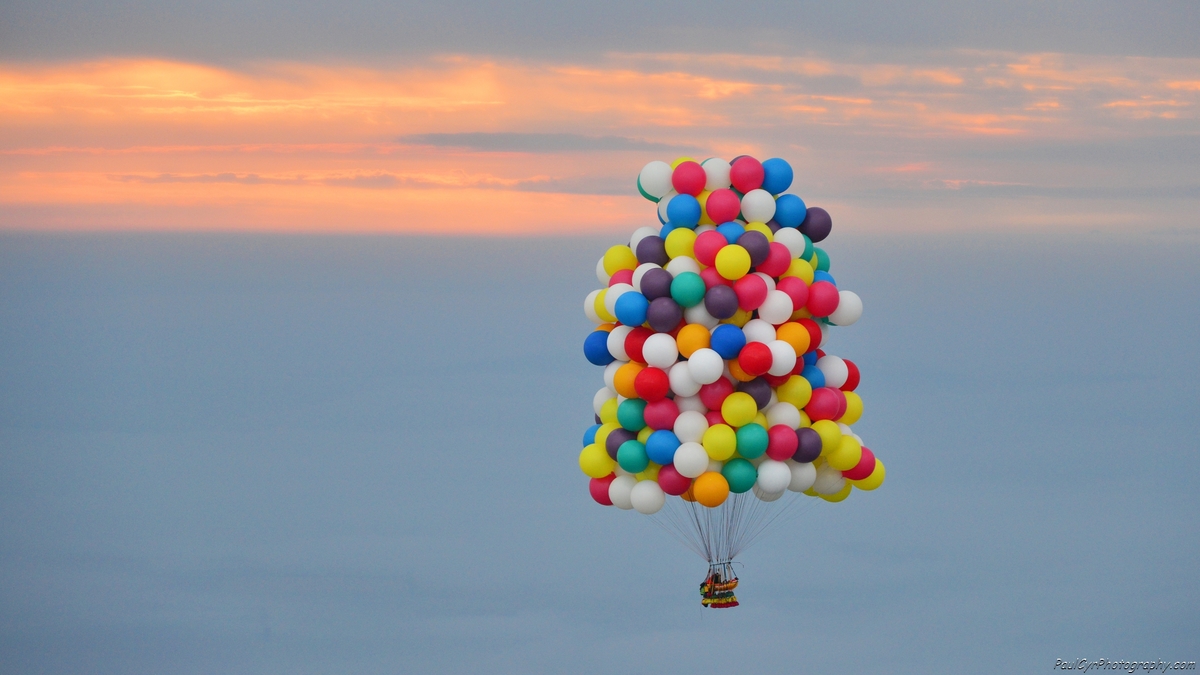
[737,377,772,410]
[647,297,683,332]
[606,428,637,459]
[799,207,832,243]
[766,219,781,233]
[793,427,823,463]
[636,235,670,266]
[640,268,674,301]
[704,285,738,319]
[737,231,770,267]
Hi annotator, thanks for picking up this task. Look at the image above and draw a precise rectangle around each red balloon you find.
[733,274,768,311]
[805,387,845,421]
[699,378,734,410]
[608,269,633,287]
[776,276,809,308]
[842,359,860,391]
[730,156,764,193]
[694,230,728,267]
[806,281,840,317]
[704,409,727,427]
[757,243,792,277]
[766,424,799,460]
[705,188,741,223]
[833,388,847,419]
[797,318,823,351]
[644,398,680,430]
[672,161,707,196]
[699,266,729,289]
[634,367,670,401]
[589,474,616,505]
[657,464,693,495]
[841,447,876,480]
[762,373,790,388]
[624,327,653,363]
[737,342,773,377]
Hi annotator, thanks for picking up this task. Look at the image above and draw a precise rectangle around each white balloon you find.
[675,394,707,413]
[603,360,625,391]
[772,228,807,259]
[673,410,710,443]
[756,459,792,493]
[606,325,633,362]
[687,348,724,384]
[593,387,616,416]
[604,283,633,316]
[673,442,710,478]
[701,158,731,191]
[819,323,829,348]
[665,256,701,276]
[816,355,848,389]
[829,291,863,326]
[683,302,719,329]
[614,466,632,476]
[742,319,776,344]
[767,339,798,377]
[643,333,679,369]
[668,361,702,397]
[758,290,795,325]
[753,272,776,293]
[765,401,802,429]
[837,422,854,435]
[584,289,602,323]
[787,460,817,492]
[631,262,661,292]
[639,161,674,200]
[629,226,660,254]
[752,484,785,502]
[767,390,778,408]
[657,190,677,223]
[749,454,767,467]
[694,224,717,235]
[596,256,610,284]
[740,189,777,223]
[706,460,725,474]
[609,475,637,509]
[631,480,666,514]
[813,464,846,495]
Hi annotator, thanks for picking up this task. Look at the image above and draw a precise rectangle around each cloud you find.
[399,132,691,153]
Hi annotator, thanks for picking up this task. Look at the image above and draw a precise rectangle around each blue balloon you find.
[773,194,807,228]
[659,221,677,238]
[761,158,794,194]
[715,221,746,245]
[803,350,819,366]
[645,429,681,465]
[801,365,826,389]
[666,194,701,229]
[710,324,747,360]
[583,330,615,366]
[583,423,600,447]
[614,291,649,326]
[812,270,836,286]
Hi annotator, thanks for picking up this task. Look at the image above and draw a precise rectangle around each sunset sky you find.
[2,0,1198,234]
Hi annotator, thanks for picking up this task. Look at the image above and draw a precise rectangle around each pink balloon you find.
[757,242,792,277]
[672,161,707,196]
[694,230,728,267]
[804,387,845,422]
[733,274,768,311]
[657,464,693,495]
[776,276,809,309]
[644,398,680,430]
[589,474,616,505]
[730,156,764,193]
[806,280,840,317]
[766,424,799,460]
[705,188,741,223]
[841,447,876,480]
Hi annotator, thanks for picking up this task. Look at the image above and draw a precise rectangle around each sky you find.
[1,2,1199,674]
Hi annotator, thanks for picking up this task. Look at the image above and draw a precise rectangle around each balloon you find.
[800,364,826,389]
[582,423,601,447]
[734,422,769,459]
[705,188,741,223]
[758,242,793,277]
[805,281,839,318]
[799,207,832,242]
[736,376,772,409]
[715,245,752,280]
[666,193,702,227]
[693,230,727,267]
[603,245,639,276]
[730,156,764,193]
[664,228,697,261]
[580,443,617,477]
[617,439,650,473]
[672,161,707,196]
[840,391,863,425]
[722,458,758,493]
[583,289,603,324]
[764,401,802,429]
[623,327,652,363]
[841,447,876,481]
[687,347,725,385]
[752,485,785,502]
[639,268,673,301]
[670,272,707,308]
[701,158,732,190]
[630,480,666,514]
[684,301,719,329]
[740,189,777,224]
[605,325,632,361]
[766,424,799,460]
[645,429,681,465]
[793,427,823,463]
[715,221,746,245]
[736,231,771,267]
[702,423,737,460]
[590,474,616,505]
[851,459,885,490]
[760,158,794,194]
[614,362,645,399]
[639,333,677,369]
[669,361,702,397]
[787,460,817,492]
[828,291,863,326]
[673,410,709,443]
[810,419,843,455]
[812,247,830,272]
[772,193,807,228]
[721,391,758,427]
[816,355,848,389]
[584,330,615,365]
[826,434,862,471]
[639,161,674,200]
[614,291,650,326]
[756,459,792,493]
[812,463,845,495]
[842,359,860,391]
[733,273,768,311]
[605,427,637,459]
[710,324,747,359]
[635,236,669,267]
[759,290,796,326]
[646,296,683,332]
[675,324,710,358]
[704,285,739,319]
[593,385,616,415]
[805,387,845,422]
[772,226,809,257]
[820,481,853,502]
[673,441,711,478]
[741,319,776,345]
[609,475,637,509]
[634,367,670,401]
[693,471,731,507]
[774,321,812,357]
[617,397,647,431]
[737,342,773,377]
[658,464,693,495]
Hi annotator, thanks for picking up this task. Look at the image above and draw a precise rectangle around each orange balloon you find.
[775,321,811,355]
[676,323,711,358]
[596,322,617,333]
[613,362,645,399]
[692,471,730,507]
[681,484,697,502]
[726,358,757,382]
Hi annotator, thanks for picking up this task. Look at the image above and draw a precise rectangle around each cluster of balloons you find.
[580,155,885,515]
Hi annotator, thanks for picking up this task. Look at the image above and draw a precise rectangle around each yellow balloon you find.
[670,156,696,169]
[776,375,813,409]
[715,245,751,280]
[664,228,697,260]
[676,323,710,357]
[821,481,853,502]
[802,487,819,497]
[636,462,661,482]
[579,444,616,478]
[798,410,812,428]
[782,258,814,284]
[599,397,619,425]
[839,391,863,425]
[697,190,715,225]
[723,307,753,327]
[827,435,863,471]
[753,412,769,428]
[811,419,843,456]
[808,252,819,268]
[721,392,758,427]
[702,424,737,460]
[603,245,638,276]
[852,460,886,491]
[692,471,730,507]
[790,307,813,320]
[744,222,773,241]
[637,426,653,444]
[593,423,618,452]
[594,289,616,322]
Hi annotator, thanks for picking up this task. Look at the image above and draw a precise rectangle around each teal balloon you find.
[617,440,650,473]
[801,233,814,260]
[722,458,758,494]
[617,398,647,431]
[735,423,769,459]
[670,272,707,308]
[813,247,830,272]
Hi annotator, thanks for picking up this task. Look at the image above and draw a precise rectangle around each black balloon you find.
[799,207,832,243]
[640,268,674,300]
[793,427,823,463]
[635,235,670,266]
[737,377,772,409]
[647,296,683,332]
[704,284,738,319]
[737,231,771,267]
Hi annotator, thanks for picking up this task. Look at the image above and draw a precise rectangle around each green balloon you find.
[813,247,830,272]
[722,458,758,493]
[617,440,650,473]
[617,398,647,431]
[735,423,769,459]
[670,272,707,308]
[801,233,814,260]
